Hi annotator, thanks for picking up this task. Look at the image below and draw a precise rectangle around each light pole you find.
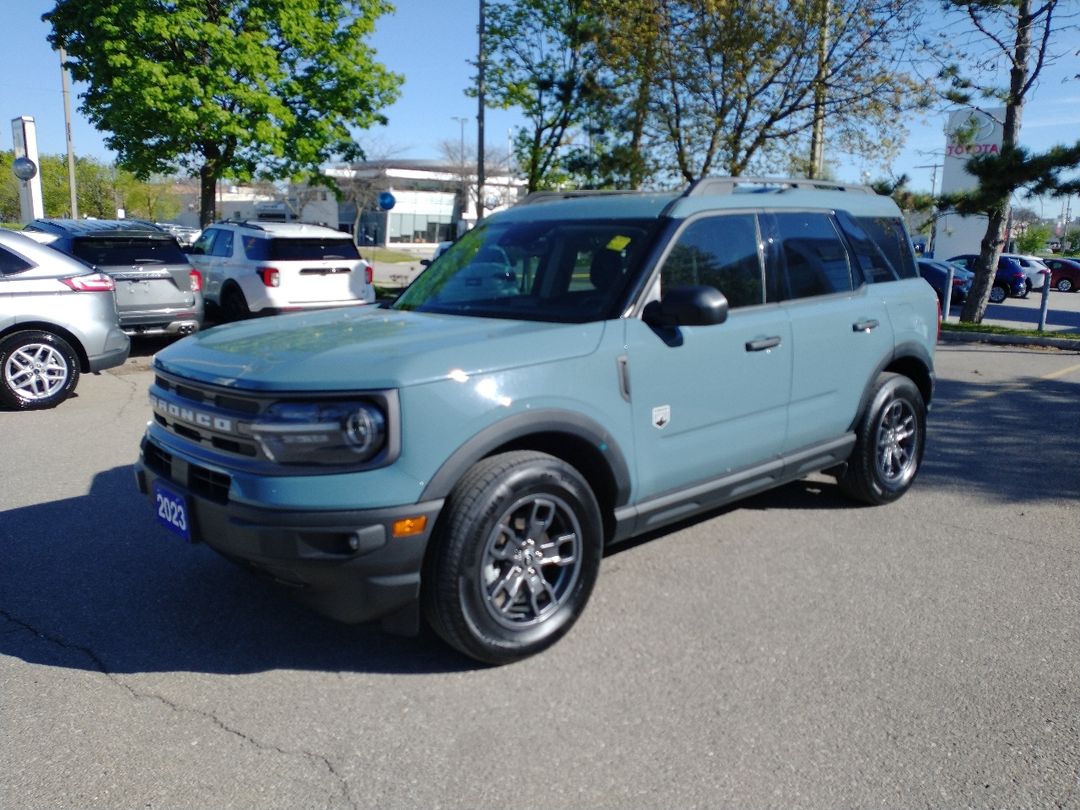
[476,0,486,221]
[451,116,469,233]
[59,47,78,218]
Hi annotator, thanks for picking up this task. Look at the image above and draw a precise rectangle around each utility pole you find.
[476,0,486,221]
[915,162,942,256]
[59,47,78,219]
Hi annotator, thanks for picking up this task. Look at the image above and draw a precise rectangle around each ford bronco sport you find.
[136,177,936,664]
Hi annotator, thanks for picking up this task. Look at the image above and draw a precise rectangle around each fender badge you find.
[652,405,671,430]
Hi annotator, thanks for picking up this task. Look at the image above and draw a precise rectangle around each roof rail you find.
[684,176,876,197]
[516,189,648,206]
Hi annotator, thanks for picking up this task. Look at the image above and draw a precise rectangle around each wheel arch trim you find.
[419,408,633,508]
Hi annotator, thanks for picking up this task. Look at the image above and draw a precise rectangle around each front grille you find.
[151,372,264,461]
[145,437,232,504]
[144,441,172,476]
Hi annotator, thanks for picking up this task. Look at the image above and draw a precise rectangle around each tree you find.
[482,0,608,192]
[45,0,401,228]
[644,0,928,182]
[930,0,1079,323]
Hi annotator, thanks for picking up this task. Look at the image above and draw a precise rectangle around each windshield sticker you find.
[606,235,631,252]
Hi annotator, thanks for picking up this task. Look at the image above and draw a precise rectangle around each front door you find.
[623,212,792,503]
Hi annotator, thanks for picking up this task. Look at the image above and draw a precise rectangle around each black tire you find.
[1057,278,1074,293]
[423,451,603,665]
[1025,278,1033,294]
[221,284,251,320]
[837,373,926,506]
[0,330,80,410]
[989,284,1007,304]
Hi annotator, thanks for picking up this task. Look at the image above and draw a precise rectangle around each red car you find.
[1043,257,1080,292]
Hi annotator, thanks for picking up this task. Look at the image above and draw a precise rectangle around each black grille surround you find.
[146,368,401,476]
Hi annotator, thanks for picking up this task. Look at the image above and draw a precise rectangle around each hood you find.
[153,306,606,391]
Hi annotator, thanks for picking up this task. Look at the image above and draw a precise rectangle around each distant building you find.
[326,160,525,248]
[170,160,524,249]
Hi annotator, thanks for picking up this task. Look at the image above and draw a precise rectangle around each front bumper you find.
[134,440,444,631]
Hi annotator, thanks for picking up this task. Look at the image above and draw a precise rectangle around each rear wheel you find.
[989,284,1007,304]
[0,330,80,410]
[221,284,251,320]
[423,451,603,665]
[838,373,925,505]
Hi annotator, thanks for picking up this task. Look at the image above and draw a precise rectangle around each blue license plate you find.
[153,480,191,542]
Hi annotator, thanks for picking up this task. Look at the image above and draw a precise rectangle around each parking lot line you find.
[938,360,1080,410]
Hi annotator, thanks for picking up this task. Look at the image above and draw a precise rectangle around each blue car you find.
[918,258,973,306]
[947,254,1028,303]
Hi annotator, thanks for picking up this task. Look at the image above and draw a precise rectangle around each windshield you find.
[393,217,656,322]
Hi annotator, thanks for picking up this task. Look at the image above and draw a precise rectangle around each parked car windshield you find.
[70,236,188,266]
[393,217,657,323]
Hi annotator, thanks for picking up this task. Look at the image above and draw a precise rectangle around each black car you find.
[25,219,204,337]
[918,258,973,306]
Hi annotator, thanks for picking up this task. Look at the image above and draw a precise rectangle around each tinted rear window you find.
[853,216,917,279]
[243,237,360,261]
[71,237,187,266]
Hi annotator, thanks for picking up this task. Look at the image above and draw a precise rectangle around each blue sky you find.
[2,0,1077,205]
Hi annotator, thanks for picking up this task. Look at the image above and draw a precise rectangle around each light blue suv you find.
[135,177,937,664]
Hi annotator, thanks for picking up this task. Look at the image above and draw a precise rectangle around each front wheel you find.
[423,451,603,665]
[1057,278,1074,293]
[989,284,1007,304]
[0,330,80,410]
[837,373,926,505]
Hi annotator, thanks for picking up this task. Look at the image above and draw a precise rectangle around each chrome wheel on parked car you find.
[0,330,80,410]
[1057,278,1074,293]
[875,398,919,490]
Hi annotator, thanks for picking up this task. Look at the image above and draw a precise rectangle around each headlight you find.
[241,401,386,466]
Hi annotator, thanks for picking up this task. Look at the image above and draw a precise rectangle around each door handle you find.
[852,318,880,333]
[745,336,782,352]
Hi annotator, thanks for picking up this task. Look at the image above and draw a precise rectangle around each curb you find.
[939,329,1080,351]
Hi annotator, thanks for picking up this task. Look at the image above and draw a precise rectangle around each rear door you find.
[764,211,893,454]
[71,235,193,322]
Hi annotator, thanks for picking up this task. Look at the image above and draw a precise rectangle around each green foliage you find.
[1015,223,1051,254]
[1,149,187,223]
[482,0,609,192]
[45,0,401,226]
[481,0,927,190]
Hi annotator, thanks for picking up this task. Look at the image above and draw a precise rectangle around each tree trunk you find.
[198,163,217,229]
[959,0,1030,324]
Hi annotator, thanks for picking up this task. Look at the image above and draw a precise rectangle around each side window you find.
[0,245,34,276]
[189,229,217,256]
[773,212,853,299]
[854,215,917,279]
[242,235,268,261]
[836,211,898,284]
[211,229,234,258]
[660,214,763,309]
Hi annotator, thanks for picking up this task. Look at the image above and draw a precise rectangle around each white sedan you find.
[1002,253,1052,292]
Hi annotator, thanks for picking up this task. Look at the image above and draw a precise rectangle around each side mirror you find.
[420,259,432,268]
[643,285,728,328]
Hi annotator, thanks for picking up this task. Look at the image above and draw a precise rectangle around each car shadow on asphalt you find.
[0,465,475,677]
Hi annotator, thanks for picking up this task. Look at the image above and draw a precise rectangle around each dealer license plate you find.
[153,480,192,542]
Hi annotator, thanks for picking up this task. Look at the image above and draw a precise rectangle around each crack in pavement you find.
[0,608,357,809]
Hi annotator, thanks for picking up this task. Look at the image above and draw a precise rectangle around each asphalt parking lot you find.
[2,340,1079,809]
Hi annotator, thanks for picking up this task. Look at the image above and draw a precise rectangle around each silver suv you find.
[26,219,204,337]
[187,221,375,320]
[1,230,129,409]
